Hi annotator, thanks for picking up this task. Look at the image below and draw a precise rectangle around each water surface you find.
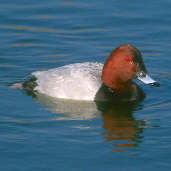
[0,0,171,170]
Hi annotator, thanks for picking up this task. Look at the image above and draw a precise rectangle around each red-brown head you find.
[102,44,159,91]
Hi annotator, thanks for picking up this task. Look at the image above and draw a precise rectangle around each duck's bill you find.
[137,74,160,87]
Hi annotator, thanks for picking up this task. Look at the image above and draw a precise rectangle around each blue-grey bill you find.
[137,74,160,87]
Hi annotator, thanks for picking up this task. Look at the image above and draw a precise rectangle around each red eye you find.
[125,57,133,62]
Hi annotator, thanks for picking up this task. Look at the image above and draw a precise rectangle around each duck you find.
[22,44,160,101]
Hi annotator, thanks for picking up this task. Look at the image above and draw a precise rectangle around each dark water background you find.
[0,0,171,170]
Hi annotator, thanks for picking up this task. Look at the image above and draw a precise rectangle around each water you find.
[0,0,171,170]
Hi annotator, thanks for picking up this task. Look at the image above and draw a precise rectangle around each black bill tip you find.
[148,82,160,87]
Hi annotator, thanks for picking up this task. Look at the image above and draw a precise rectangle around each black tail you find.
[22,76,38,98]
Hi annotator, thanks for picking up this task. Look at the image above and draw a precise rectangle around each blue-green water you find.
[0,0,171,170]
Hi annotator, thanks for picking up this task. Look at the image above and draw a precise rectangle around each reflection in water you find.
[96,101,145,152]
[35,93,99,120]
[24,89,146,152]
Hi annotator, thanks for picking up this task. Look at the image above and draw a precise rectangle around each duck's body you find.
[32,62,103,101]
[21,44,159,101]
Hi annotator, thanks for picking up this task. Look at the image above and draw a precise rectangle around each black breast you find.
[95,83,146,103]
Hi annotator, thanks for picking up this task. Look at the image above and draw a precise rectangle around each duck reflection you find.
[33,93,100,120]
[23,87,146,152]
[96,101,145,152]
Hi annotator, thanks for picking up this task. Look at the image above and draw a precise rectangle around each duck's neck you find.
[102,70,135,95]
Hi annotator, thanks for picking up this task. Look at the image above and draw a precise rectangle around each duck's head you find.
[102,44,160,91]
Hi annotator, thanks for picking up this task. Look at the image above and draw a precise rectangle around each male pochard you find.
[22,44,159,101]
